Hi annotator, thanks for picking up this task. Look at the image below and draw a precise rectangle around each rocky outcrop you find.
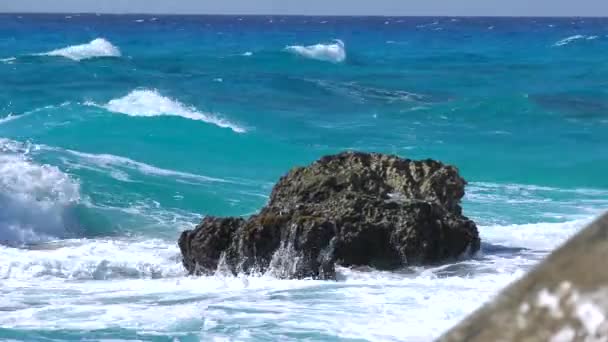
[179,151,480,280]
[438,212,608,342]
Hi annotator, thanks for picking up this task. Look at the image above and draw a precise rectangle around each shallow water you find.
[0,15,607,341]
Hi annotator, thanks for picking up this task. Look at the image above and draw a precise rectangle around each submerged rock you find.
[438,212,608,341]
[179,151,480,279]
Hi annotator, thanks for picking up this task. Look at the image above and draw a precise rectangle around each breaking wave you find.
[88,89,246,133]
[554,35,598,46]
[0,238,184,280]
[0,150,81,245]
[37,38,121,61]
[285,39,346,63]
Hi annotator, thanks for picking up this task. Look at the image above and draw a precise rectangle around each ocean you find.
[0,14,607,341]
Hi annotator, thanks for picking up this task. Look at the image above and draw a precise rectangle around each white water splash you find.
[285,39,346,63]
[37,38,121,61]
[0,216,593,339]
[89,89,246,133]
[0,152,80,245]
[0,238,184,281]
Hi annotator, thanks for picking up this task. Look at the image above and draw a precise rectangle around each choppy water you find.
[1,14,607,341]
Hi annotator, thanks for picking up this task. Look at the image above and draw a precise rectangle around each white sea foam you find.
[0,240,519,339]
[0,216,597,339]
[0,152,81,245]
[1,137,258,192]
[0,114,20,124]
[0,129,602,339]
[285,39,346,63]
[554,34,598,46]
[37,38,121,61]
[91,89,245,133]
[470,181,608,196]
[1,57,16,64]
[63,148,230,184]
[0,238,184,280]
[242,51,253,56]
[480,218,589,252]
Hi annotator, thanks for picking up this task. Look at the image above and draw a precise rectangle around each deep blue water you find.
[0,15,607,341]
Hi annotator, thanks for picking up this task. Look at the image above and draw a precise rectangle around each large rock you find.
[179,151,480,279]
[438,212,608,342]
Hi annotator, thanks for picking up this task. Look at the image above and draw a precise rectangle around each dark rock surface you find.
[438,212,608,342]
[179,151,480,279]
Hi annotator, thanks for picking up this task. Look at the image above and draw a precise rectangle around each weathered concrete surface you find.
[438,212,608,342]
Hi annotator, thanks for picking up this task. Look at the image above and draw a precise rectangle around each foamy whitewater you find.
[1,15,607,341]
[285,39,346,63]
[37,38,121,61]
[0,153,80,245]
[89,89,246,133]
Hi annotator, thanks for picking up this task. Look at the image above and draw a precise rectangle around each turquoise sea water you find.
[1,14,607,341]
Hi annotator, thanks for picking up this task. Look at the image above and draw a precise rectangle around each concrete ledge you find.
[438,212,608,341]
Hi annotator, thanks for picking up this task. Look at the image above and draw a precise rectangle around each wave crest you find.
[0,57,16,64]
[285,39,346,63]
[90,89,246,133]
[38,38,121,61]
[63,148,230,184]
[554,35,598,46]
[0,149,81,245]
[0,239,185,280]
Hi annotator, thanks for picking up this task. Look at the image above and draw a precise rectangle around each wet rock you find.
[179,151,480,279]
[438,212,608,342]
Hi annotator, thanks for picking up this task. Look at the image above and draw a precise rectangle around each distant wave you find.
[0,57,16,64]
[0,114,20,125]
[89,89,246,133]
[308,79,429,104]
[554,35,598,47]
[0,102,71,126]
[63,148,230,184]
[242,51,253,57]
[285,39,346,63]
[36,38,121,61]
[469,181,608,197]
[466,181,608,226]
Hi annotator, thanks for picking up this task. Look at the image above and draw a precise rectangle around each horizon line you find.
[1,12,608,18]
